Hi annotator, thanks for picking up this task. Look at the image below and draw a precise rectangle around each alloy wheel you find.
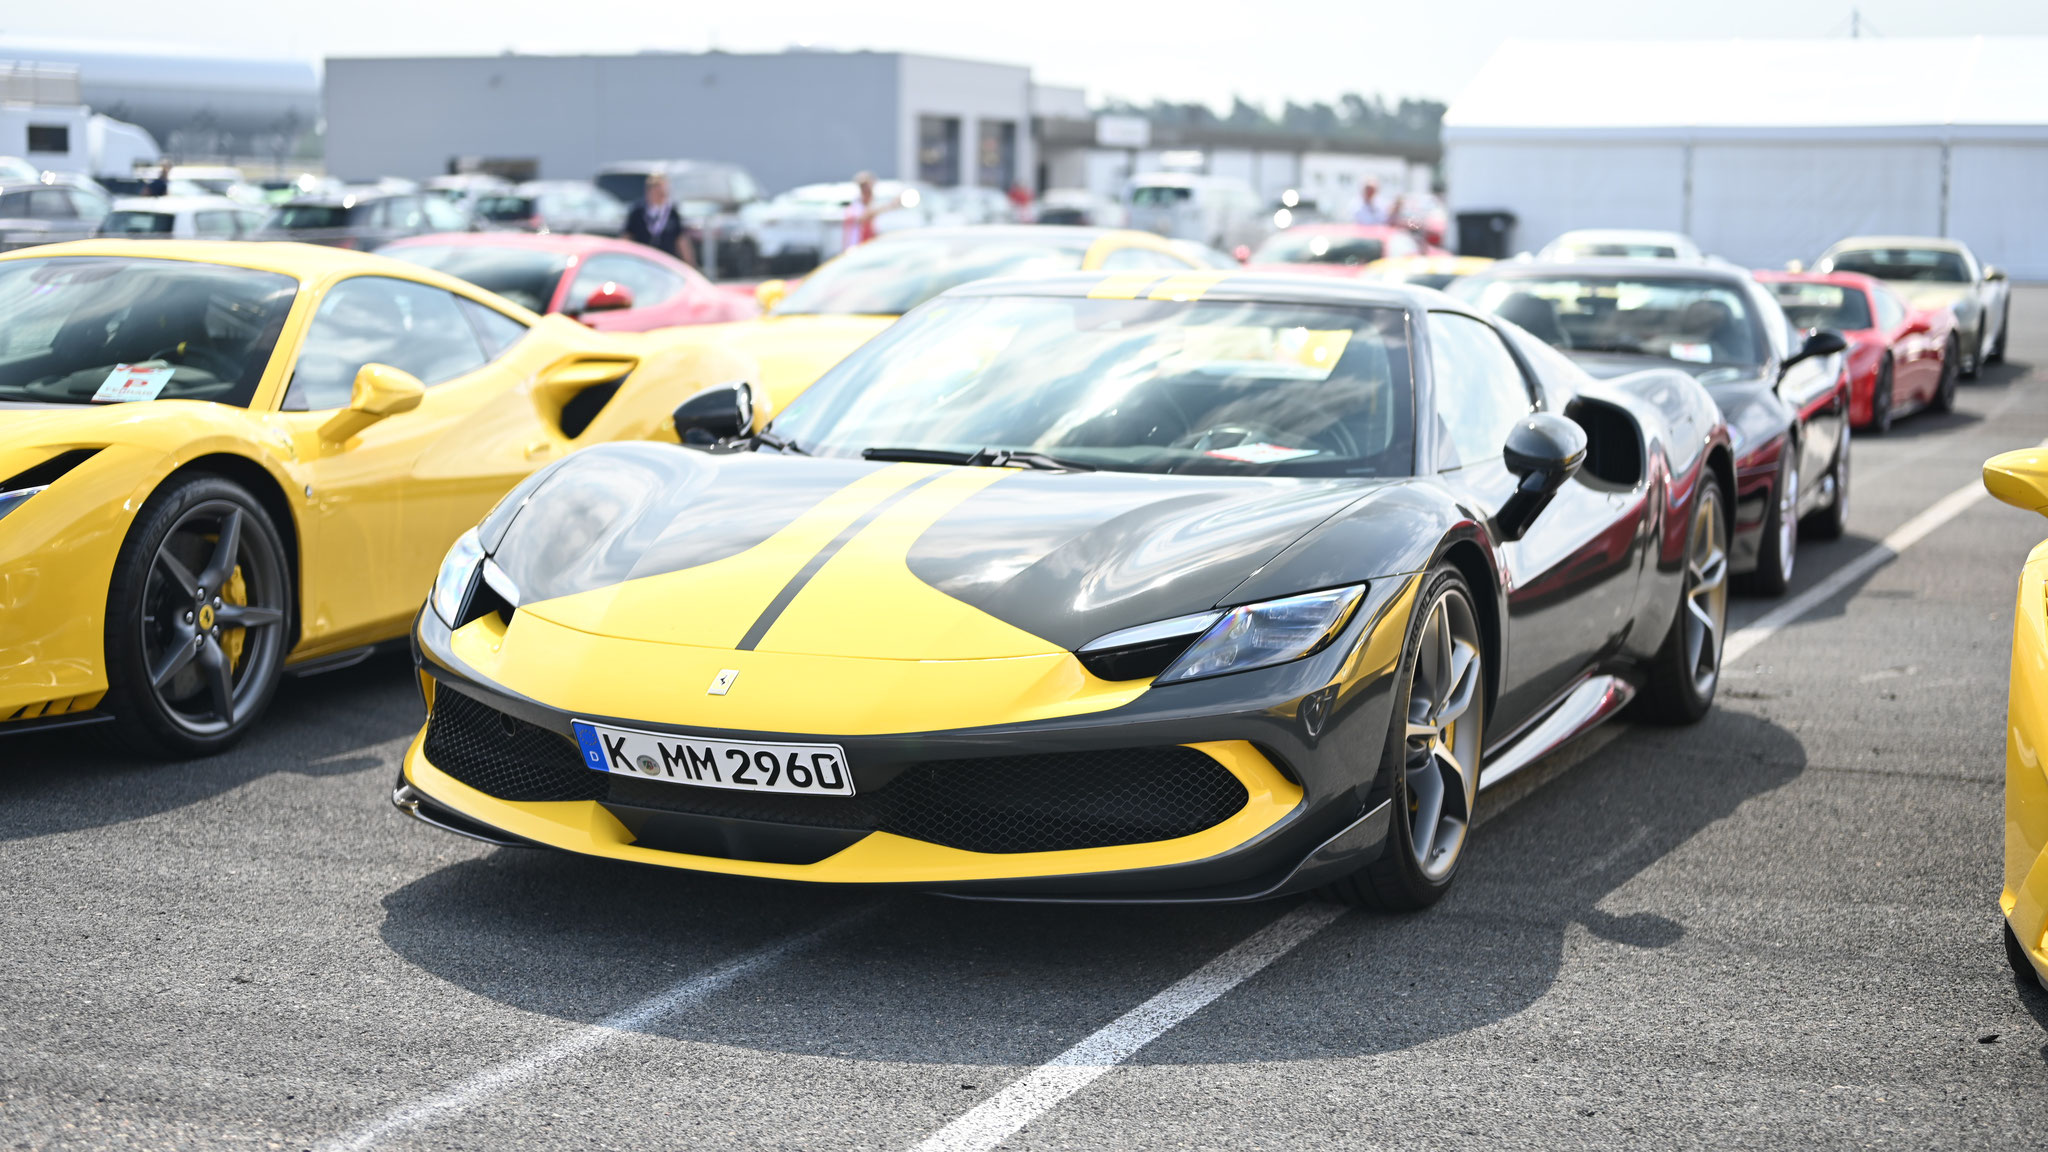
[1683,491,1730,696]
[1774,465,1798,586]
[1402,586,1484,882]
[140,501,287,737]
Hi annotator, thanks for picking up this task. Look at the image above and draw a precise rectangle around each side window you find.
[353,200,388,229]
[421,196,468,232]
[567,253,687,310]
[67,189,109,224]
[27,189,77,219]
[1098,245,1188,272]
[284,276,487,411]
[388,196,427,232]
[0,191,28,216]
[235,209,268,236]
[194,211,238,238]
[1872,286,1905,331]
[1428,312,1536,470]
[457,297,531,358]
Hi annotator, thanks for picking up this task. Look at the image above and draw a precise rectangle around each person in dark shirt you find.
[144,160,171,198]
[623,172,697,267]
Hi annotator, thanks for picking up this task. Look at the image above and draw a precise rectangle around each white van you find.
[1123,173,1264,253]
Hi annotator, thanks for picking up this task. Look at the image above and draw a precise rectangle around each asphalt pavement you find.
[7,289,2048,1150]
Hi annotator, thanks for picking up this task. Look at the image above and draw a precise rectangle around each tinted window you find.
[458,297,530,357]
[102,210,175,235]
[594,172,648,204]
[383,243,569,313]
[566,252,688,311]
[0,191,28,216]
[1130,185,1193,205]
[194,211,238,238]
[1465,275,1761,371]
[1828,247,1971,283]
[475,195,536,223]
[1428,312,1534,469]
[286,277,487,410]
[27,189,77,219]
[271,204,350,230]
[0,256,296,407]
[1768,281,1873,331]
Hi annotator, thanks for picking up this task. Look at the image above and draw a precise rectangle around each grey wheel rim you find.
[140,501,286,737]
[1775,464,1797,585]
[1684,491,1730,695]
[1403,586,1484,882]
[1833,424,1850,523]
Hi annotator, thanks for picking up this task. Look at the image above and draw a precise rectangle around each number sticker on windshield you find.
[1668,342,1713,364]
[92,363,174,403]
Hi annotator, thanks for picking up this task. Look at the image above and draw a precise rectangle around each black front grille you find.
[421,690,1250,854]
[423,689,607,802]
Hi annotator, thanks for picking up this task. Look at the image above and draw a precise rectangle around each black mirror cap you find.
[1802,327,1849,358]
[1501,412,1588,486]
[672,382,754,446]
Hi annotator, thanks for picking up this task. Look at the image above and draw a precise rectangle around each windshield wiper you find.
[753,429,807,455]
[859,446,1095,472]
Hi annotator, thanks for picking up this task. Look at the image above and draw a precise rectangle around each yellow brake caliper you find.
[223,564,247,670]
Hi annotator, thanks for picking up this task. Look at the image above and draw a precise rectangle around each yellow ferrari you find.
[712,225,1209,418]
[0,240,745,755]
[1362,254,1495,291]
[1990,449,2048,989]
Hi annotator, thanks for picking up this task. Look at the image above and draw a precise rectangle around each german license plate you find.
[571,720,853,796]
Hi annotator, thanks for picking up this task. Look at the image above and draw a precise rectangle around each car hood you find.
[1886,282,1975,311]
[1562,351,1778,458]
[674,313,895,417]
[494,445,1385,659]
[0,400,201,467]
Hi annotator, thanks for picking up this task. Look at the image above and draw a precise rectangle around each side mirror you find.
[1780,327,1848,377]
[1495,412,1587,541]
[1986,265,2007,283]
[672,381,754,445]
[319,363,425,443]
[580,281,634,314]
[755,278,789,312]
[1985,449,2048,516]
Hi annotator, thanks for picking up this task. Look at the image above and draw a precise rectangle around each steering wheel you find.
[1174,423,1309,456]
[145,345,239,383]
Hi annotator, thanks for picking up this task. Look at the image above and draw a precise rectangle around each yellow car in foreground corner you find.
[1987,448,2048,989]
[0,240,745,756]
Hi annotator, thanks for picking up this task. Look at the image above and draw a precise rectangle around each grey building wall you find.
[324,52,903,194]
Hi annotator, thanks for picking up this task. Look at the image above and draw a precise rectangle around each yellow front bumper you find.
[2003,544,2048,983]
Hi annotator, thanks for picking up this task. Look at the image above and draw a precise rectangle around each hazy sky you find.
[7,0,2048,107]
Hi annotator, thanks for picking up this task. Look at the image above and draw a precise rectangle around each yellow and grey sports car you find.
[399,271,1736,904]
[0,241,744,755]
[1987,449,2048,989]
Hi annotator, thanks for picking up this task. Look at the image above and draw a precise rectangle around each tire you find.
[1866,359,1893,435]
[1988,301,2009,364]
[1737,451,1795,597]
[101,476,292,758]
[1962,322,1983,379]
[1931,335,1960,414]
[1322,566,1485,911]
[1634,480,1728,725]
[1800,421,1850,542]
[2007,919,2045,991]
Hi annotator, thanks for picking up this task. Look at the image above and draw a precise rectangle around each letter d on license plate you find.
[571,720,854,796]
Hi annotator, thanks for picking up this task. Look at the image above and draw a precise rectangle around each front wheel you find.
[1634,480,1728,725]
[1931,335,1960,413]
[1988,301,2010,364]
[1962,322,1984,379]
[1322,567,1485,911]
[102,476,292,757]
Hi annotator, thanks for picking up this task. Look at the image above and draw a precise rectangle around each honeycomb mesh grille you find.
[421,692,1249,853]
[423,689,607,802]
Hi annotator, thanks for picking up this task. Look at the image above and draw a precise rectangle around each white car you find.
[744,180,932,273]
[1035,188,1125,228]
[1537,228,1704,262]
[1816,235,2013,377]
[1123,172,1265,252]
[98,195,269,239]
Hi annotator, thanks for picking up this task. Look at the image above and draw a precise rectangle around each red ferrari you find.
[1757,270,1957,434]
[381,233,757,332]
[1245,223,1447,276]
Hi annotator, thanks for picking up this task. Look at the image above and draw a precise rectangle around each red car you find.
[1757,270,1957,434]
[1245,223,1447,276]
[381,232,757,332]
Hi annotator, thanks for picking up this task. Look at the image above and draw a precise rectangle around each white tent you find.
[1443,37,2048,277]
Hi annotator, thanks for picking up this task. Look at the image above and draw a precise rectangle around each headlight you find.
[430,528,485,626]
[1155,586,1366,684]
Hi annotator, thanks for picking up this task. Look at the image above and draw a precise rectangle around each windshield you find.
[776,235,1089,316]
[0,257,296,407]
[269,204,352,230]
[1827,247,1970,283]
[102,210,175,235]
[1768,281,1872,331]
[1251,232,1384,266]
[1549,241,1679,260]
[473,195,537,222]
[1130,185,1193,206]
[382,244,567,313]
[1466,275,1761,369]
[770,295,1414,477]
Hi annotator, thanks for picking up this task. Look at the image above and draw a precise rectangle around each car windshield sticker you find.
[1669,342,1713,364]
[92,363,175,403]
[1205,443,1321,464]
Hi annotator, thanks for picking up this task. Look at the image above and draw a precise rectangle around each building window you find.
[918,116,960,187]
[26,125,68,154]
[977,119,1017,190]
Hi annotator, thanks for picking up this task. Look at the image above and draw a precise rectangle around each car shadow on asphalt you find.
[373,707,1803,1066]
[0,650,420,842]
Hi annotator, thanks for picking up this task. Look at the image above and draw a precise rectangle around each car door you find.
[1756,287,1842,510]
[1426,311,1646,737]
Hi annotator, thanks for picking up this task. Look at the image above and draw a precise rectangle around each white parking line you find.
[910,903,1346,1152]
[324,910,867,1152]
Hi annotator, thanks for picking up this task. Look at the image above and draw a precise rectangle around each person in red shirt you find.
[842,171,906,250]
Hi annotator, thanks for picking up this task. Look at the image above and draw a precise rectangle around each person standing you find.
[145,160,171,198]
[624,172,697,267]
[841,171,904,252]
[1351,178,1388,226]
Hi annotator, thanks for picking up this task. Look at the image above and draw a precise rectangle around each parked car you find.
[1245,223,1441,275]
[1757,270,1957,433]
[255,175,345,205]
[596,160,765,278]
[744,180,931,275]
[257,188,443,250]
[0,176,112,250]
[1537,229,1704,263]
[394,272,1734,905]
[1813,236,2010,378]
[425,172,514,204]
[1034,188,1126,228]
[1983,448,2048,991]
[472,181,627,236]
[98,195,269,240]
[1456,259,1850,596]
[1123,172,1265,252]
[381,233,756,330]
[168,166,266,206]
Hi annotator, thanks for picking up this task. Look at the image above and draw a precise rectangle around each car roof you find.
[943,269,1447,311]
[1825,235,1969,253]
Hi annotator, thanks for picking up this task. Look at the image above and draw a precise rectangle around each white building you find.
[0,62,159,176]
[1443,36,2048,277]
